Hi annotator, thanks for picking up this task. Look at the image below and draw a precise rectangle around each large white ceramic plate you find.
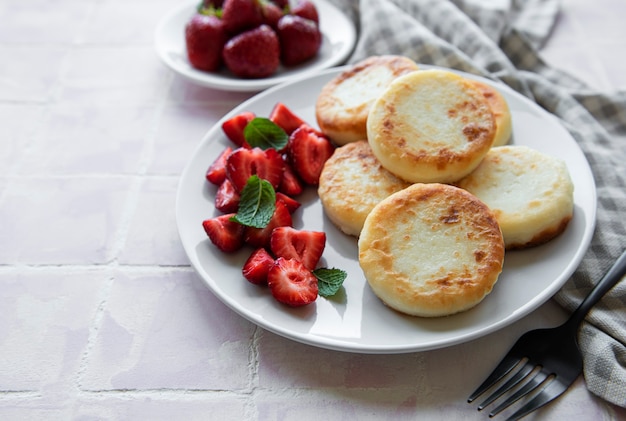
[176,65,597,354]
[154,0,357,91]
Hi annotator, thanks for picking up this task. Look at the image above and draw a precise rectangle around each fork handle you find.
[566,249,626,329]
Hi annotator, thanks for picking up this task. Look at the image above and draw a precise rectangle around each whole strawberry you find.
[292,0,319,24]
[276,15,321,66]
[185,13,227,71]
[221,0,264,35]
[223,25,280,78]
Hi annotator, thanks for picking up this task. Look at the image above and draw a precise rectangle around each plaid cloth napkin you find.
[328,0,626,407]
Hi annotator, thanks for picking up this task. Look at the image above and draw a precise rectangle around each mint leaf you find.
[314,268,347,297]
[230,175,276,228]
[243,117,288,150]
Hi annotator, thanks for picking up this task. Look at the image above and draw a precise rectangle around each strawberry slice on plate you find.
[270,226,326,270]
[222,112,255,147]
[267,257,318,306]
[226,147,284,192]
[269,102,306,135]
[288,124,334,185]
[242,247,275,285]
[206,146,233,185]
[202,213,245,253]
[214,179,240,213]
[244,199,292,248]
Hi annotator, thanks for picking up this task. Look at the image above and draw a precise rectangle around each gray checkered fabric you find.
[329,0,626,408]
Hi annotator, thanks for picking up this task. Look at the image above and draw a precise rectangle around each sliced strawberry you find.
[242,247,275,285]
[244,199,292,248]
[202,214,245,253]
[270,226,325,270]
[269,102,306,135]
[267,257,318,306]
[222,112,255,147]
[288,124,334,185]
[214,179,240,213]
[206,146,233,185]
[279,160,304,196]
[276,192,301,213]
[226,147,284,192]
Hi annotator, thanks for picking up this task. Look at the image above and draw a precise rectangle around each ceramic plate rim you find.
[154,0,357,91]
[175,65,597,354]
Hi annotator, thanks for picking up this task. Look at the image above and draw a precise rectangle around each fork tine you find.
[488,369,550,416]
[502,379,568,421]
[467,354,521,402]
[477,362,535,410]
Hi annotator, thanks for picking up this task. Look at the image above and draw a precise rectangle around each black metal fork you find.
[468,249,626,420]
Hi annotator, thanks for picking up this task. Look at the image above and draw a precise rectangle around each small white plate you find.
[176,66,597,354]
[154,0,357,91]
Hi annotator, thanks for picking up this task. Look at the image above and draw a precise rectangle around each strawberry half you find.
[242,247,275,285]
[202,214,245,253]
[226,147,284,193]
[214,179,240,213]
[270,226,326,270]
[244,199,292,248]
[206,146,233,185]
[267,257,318,306]
[279,160,304,196]
[276,192,301,214]
[269,102,306,135]
[222,112,255,147]
[288,124,334,185]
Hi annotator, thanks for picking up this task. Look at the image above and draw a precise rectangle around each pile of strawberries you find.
[202,102,345,307]
[185,0,322,78]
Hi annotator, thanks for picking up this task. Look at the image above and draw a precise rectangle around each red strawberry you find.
[222,112,255,147]
[243,199,292,247]
[202,214,245,253]
[278,160,304,196]
[242,247,275,285]
[221,0,264,35]
[223,25,280,78]
[215,179,240,213]
[206,146,233,185]
[292,0,319,24]
[269,102,306,135]
[288,124,334,185]
[270,226,325,270]
[185,13,227,71]
[276,15,321,66]
[226,147,284,192]
[276,192,301,213]
[267,257,318,306]
[260,0,284,28]
[270,0,289,8]
[200,0,224,8]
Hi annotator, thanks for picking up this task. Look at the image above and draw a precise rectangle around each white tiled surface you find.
[1,0,625,420]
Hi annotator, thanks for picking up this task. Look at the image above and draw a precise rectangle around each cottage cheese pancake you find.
[315,55,419,145]
[318,140,411,237]
[471,80,512,147]
[358,183,505,317]
[367,69,496,183]
[457,145,574,250]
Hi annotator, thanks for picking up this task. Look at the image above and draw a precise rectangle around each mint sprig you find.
[243,117,288,150]
[314,268,348,297]
[230,175,276,228]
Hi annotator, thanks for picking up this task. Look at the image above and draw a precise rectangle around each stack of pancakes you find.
[316,56,574,317]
